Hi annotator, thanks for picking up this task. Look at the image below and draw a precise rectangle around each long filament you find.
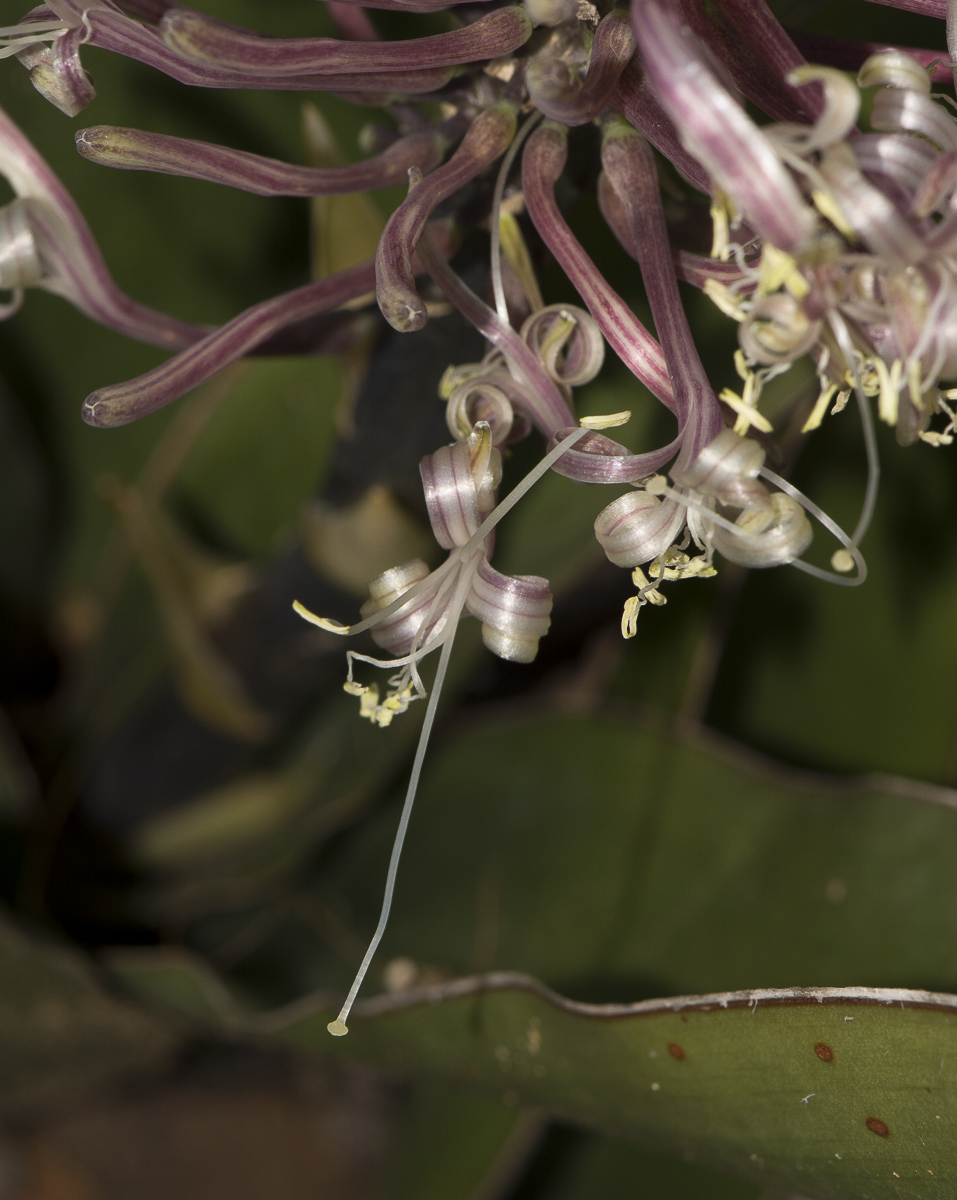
[326,566,475,1037]
[826,309,880,548]
[760,467,868,586]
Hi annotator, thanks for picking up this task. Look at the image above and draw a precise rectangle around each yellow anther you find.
[907,358,924,411]
[356,685,382,722]
[621,594,641,639]
[757,244,809,300]
[831,388,851,415]
[644,475,668,495]
[709,190,735,261]
[293,600,349,634]
[499,209,545,313]
[873,357,902,425]
[704,278,746,322]
[580,410,631,429]
[720,388,773,435]
[630,567,666,605]
[811,189,857,241]
[802,383,838,433]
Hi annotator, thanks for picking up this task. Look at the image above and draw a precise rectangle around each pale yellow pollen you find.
[831,549,854,573]
[580,410,631,429]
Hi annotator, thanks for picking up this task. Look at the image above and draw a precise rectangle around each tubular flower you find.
[9,0,957,1028]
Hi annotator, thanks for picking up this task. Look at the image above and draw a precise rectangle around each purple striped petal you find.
[611,56,710,193]
[601,119,723,464]
[159,5,531,77]
[81,259,376,427]
[376,104,516,332]
[16,25,95,117]
[631,0,812,253]
[594,491,685,567]
[75,124,447,196]
[466,559,551,663]
[522,123,675,411]
[0,103,203,348]
[58,3,453,93]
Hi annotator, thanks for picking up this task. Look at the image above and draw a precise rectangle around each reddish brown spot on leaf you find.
[814,1042,834,1062]
[866,1117,890,1138]
[667,1043,685,1061]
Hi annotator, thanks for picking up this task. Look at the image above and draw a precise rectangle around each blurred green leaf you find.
[131,694,424,924]
[309,710,957,999]
[0,910,176,1117]
[387,1084,540,1200]
[175,358,341,558]
[103,945,242,1030]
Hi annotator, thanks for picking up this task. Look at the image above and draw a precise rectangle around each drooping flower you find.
[8,0,957,1029]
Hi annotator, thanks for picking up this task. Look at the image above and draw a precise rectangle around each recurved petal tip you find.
[81,394,131,429]
[377,287,428,332]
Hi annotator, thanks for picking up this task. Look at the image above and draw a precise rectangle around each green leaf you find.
[0,910,177,1117]
[310,710,957,999]
[270,976,957,1200]
[175,358,341,558]
[387,1084,539,1200]
[103,945,242,1030]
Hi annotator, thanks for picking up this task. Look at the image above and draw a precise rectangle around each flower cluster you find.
[3,0,953,1027]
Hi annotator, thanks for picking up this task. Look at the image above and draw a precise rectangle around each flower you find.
[9,0,957,1027]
